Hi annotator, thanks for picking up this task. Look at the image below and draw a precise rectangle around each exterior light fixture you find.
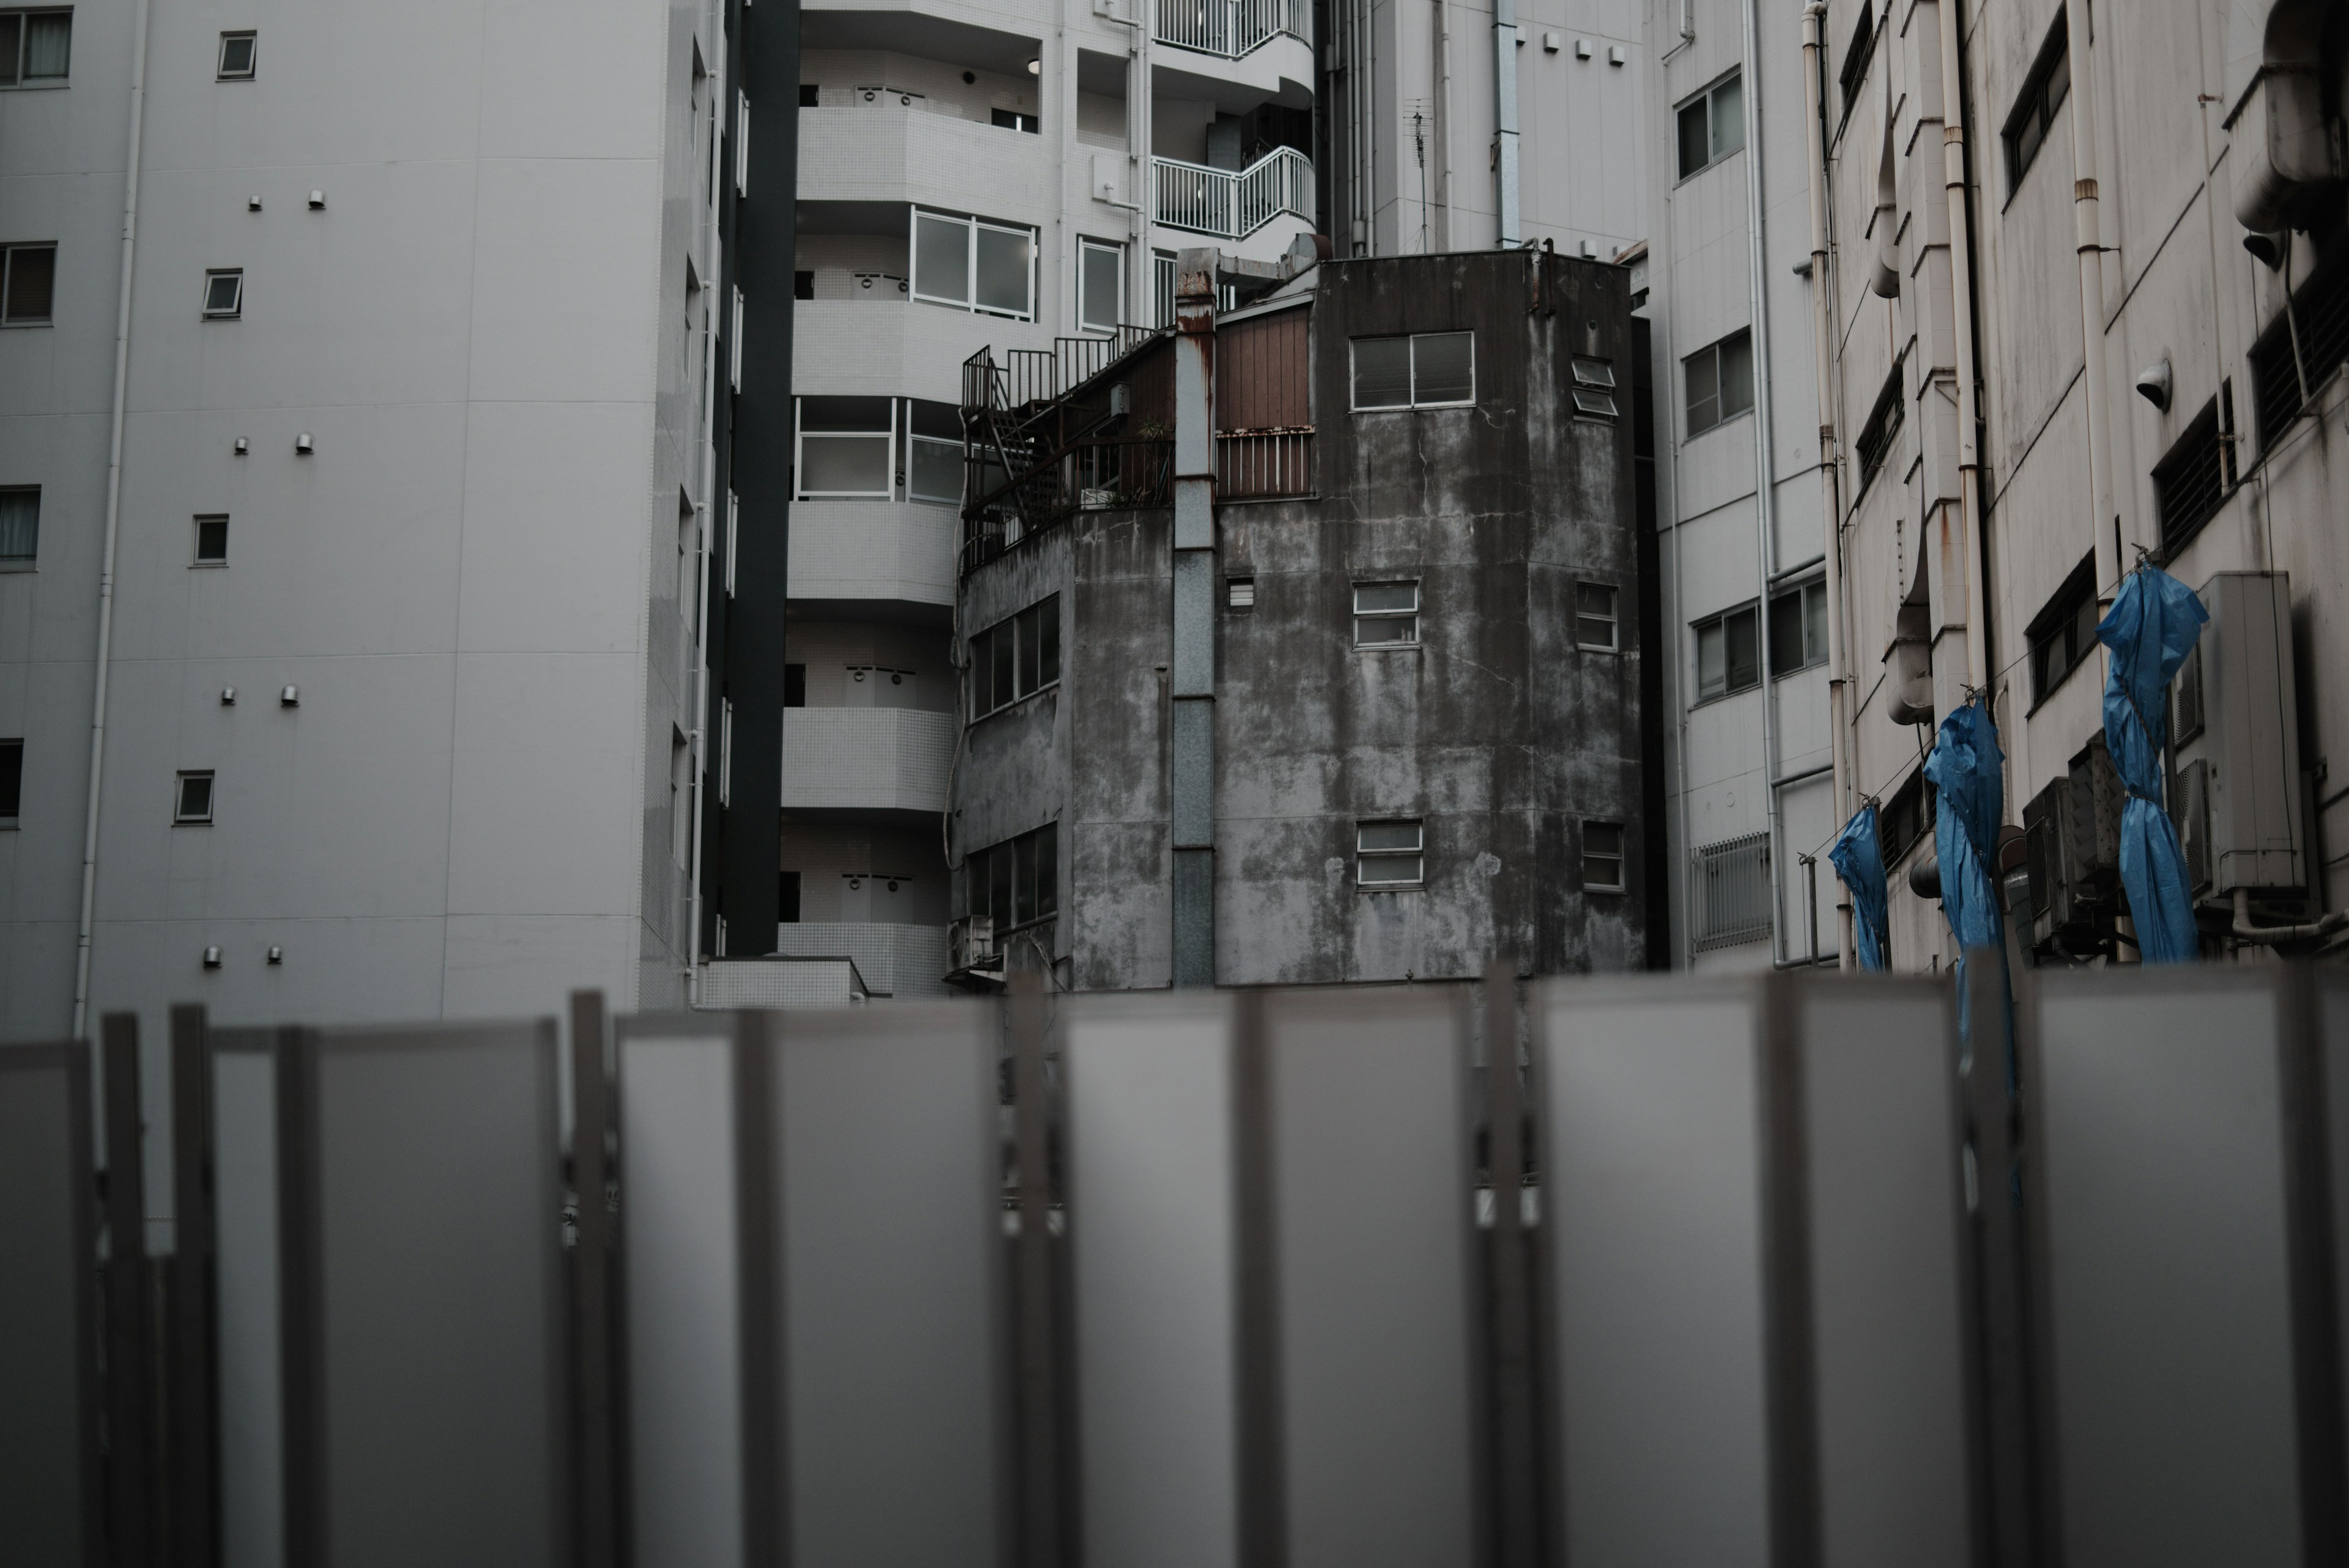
[280,685,300,707]
[267,945,284,964]
[234,436,249,455]
[221,686,237,705]
[1026,57,1041,75]
[295,432,314,455]
[203,945,224,968]
[308,189,326,209]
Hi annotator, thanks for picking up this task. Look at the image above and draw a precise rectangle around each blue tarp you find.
[1924,697,2008,1044]
[2098,565,2210,964]
[1827,803,1890,970]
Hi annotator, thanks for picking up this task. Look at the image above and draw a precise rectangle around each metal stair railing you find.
[1152,147,1314,240]
[1153,0,1308,57]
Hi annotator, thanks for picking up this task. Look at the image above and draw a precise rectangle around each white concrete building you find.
[1649,0,2349,970]
[777,0,1321,995]
[0,0,727,1039]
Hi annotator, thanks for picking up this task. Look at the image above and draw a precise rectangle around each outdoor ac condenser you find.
[949,915,997,975]
[2174,572,2305,896]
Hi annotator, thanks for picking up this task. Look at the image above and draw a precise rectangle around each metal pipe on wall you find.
[2063,0,2123,603]
[688,43,729,1008]
[1800,1,1856,968]
[1492,0,1520,245]
[1737,0,1786,964]
[72,0,155,1036]
[1940,0,1989,696]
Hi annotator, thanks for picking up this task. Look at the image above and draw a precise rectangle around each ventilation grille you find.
[2154,396,2232,554]
[1693,831,1772,953]
[2251,252,2349,443]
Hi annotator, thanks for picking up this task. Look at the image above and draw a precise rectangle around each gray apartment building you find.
[948,245,1647,989]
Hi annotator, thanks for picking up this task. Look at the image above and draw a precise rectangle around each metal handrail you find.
[1152,0,1308,58]
[1153,147,1314,240]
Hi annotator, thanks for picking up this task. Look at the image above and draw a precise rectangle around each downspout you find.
[687,59,727,1007]
[2062,0,2122,603]
[1493,0,1520,245]
[1801,2,1856,968]
[1437,0,1455,249]
[71,0,154,1038]
[1737,0,1784,963]
[1169,251,1219,985]
[1940,0,1989,695]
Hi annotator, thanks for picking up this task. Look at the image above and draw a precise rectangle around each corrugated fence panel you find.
[1064,994,1243,1568]
[0,1043,94,1568]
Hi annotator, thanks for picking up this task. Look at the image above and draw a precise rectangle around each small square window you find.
[1357,819,1425,888]
[1227,575,1255,610]
[0,486,39,563]
[1354,581,1419,646]
[1768,578,1828,675]
[193,515,229,564]
[1676,69,1745,179]
[202,269,244,319]
[798,83,819,107]
[1571,355,1619,422]
[1,10,71,86]
[1583,821,1625,891]
[1695,602,1761,702]
[1683,329,1754,437]
[0,738,21,823]
[176,770,215,824]
[991,107,1040,133]
[1575,581,1618,651]
[2,242,57,324]
[217,31,256,81]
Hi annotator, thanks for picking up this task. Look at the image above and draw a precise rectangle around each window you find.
[1,243,55,324]
[1676,70,1745,179]
[193,514,228,565]
[2249,251,2348,441]
[0,738,20,822]
[1880,768,1934,866]
[798,83,818,107]
[719,699,733,807]
[2153,394,2234,555]
[1154,250,1176,329]
[1694,602,1761,702]
[1357,820,1425,888]
[736,91,750,195]
[1227,575,1256,610]
[1570,355,1618,422]
[794,269,815,300]
[175,771,215,824]
[1353,581,1419,646]
[1582,821,1625,891]
[1682,329,1754,437]
[0,9,72,84]
[969,595,1061,718]
[0,486,37,563]
[1575,581,1618,650]
[724,491,738,596]
[1351,332,1475,410]
[784,663,806,707]
[2003,13,2069,189]
[2172,641,2205,748]
[795,396,894,499]
[202,269,243,319]
[991,107,1040,133]
[1078,237,1124,334]
[730,286,743,388]
[968,822,1058,929]
[216,29,256,80]
[779,869,801,922]
[670,730,691,867]
[907,399,963,504]
[2026,554,2098,705]
[1768,578,1828,675]
[1837,4,1875,126]
[911,208,1036,320]
[1854,366,1904,492]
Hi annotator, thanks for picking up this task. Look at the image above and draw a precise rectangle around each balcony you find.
[1153,147,1313,242]
[780,707,955,821]
[770,922,953,998]
[1154,0,1308,58]
[788,500,956,614]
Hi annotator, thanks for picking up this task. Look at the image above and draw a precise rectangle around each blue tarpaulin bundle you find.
[1827,803,1890,970]
[2098,565,2210,963]
[1924,697,2008,1044]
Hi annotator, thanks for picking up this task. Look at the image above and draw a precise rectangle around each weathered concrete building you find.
[951,245,1647,989]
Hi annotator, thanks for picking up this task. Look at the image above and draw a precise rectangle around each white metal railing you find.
[1693,831,1773,953]
[1153,147,1314,240]
[1152,0,1308,57]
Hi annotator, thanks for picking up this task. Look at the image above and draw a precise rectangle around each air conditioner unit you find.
[2024,735,2126,954]
[2066,730,2125,893]
[950,916,998,974]
[2174,572,2305,895]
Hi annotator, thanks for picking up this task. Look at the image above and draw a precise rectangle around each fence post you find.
[1009,972,1066,1566]
[1482,962,1540,1568]
[570,991,618,1568]
[167,1003,219,1568]
[102,1012,157,1567]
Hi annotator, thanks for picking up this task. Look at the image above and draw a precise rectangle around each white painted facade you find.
[0,0,722,1039]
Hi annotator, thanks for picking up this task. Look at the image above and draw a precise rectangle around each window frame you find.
[1853,365,1905,494]
[1570,354,1619,422]
[1682,329,1754,438]
[1582,820,1626,892]
[1349,331,1477,411]
[174,770,216,825]
[2152,393,2235,557]
[1352,579,1422,647]
[968,595,1063,720]
[1077,236,1124,335]
[1574,579,1619,652]
[1693,600,1762,704]
[0,484,39,566]
[1767,576,1828,677]
[793,395,897,500]
[1,9,73,87]
[216,28,256,81]
[1675,69,1745,181]
[2002,12,2070,193]
[0,735,19,825]
[1,242,57,325]
[193,514,229,567]
[2025,553,2100,708]
[1836,4,1876,132]
[910,206,1038,322]
[965,820,1059,931]
[1356,819,1427,890]
[201,268,244,320]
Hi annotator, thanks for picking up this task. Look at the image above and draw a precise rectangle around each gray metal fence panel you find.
[1797,979,1975,1568]
[1264,987,1482,1567]
[774,1001,1008,1567]
[0,1042,96,1568]
[1063,993,1243,1568]
[302,1021,568,1568]
[2032,970,2303,1568]
[210,1030,286,1568]
[1536,976,1773,1568]
[616,1014,746,1568]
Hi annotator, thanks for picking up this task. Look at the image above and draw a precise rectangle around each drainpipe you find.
[1800,2,1855,968]
[1170,250,1219,984]
[687,59,728,1008]
[1941,0,1989,696]
[1737,0,1784,963]
[1437,0,1455,249]
[2062,0,2122,602]
[71,0,154,1038]
[1493,0,1520,245]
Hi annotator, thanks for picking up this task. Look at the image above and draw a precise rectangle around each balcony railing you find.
[1154,0,1308,57]
[1216,428,1314,500]
[1154,147,1314,240]
[1693,831,1773,953]
[960,438,1174,575]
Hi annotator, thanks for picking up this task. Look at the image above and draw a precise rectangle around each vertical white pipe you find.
[1737,0,1784,962]
[1492,0,1520,244]
[1800,1,1855,968]
[1940,0,1989,697]
[688,32,727,1005]
[72,0,155,1037]
[2063,0,2121,602]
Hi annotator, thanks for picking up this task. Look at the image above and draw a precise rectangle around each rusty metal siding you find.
[1215,306,1312,431]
